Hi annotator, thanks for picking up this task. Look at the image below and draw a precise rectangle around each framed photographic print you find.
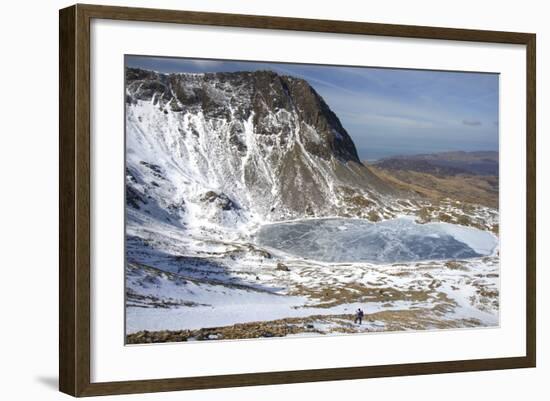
[59,4,536,397]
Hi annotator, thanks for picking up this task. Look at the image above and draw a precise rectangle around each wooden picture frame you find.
[59,3,536,397]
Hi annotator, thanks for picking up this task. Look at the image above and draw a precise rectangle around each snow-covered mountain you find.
[124,67,500,342]
[125,68,396,232]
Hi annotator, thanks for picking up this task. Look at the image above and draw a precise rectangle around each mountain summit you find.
[125,68,395,228]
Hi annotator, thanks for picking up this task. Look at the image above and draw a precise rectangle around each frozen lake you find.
[255,217,497,264]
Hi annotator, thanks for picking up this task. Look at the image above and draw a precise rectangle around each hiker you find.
[354,308,364,325]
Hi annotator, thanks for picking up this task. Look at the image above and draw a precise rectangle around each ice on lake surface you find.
[255,217,497,264]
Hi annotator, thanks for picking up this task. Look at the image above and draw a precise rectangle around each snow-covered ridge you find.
[125,67,396,234]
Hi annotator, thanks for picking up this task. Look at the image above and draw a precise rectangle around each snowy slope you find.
[125,68,396,235]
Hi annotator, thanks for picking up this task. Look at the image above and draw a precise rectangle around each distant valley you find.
[374,151,498,176]
[369,151,499,208]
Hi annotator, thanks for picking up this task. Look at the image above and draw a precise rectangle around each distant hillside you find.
[374,158,468,176]
[370,151,499,208]
[376,151,499,176]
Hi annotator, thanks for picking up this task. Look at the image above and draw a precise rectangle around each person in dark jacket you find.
[354,308,364,325]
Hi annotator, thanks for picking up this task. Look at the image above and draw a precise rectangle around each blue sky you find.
[126,55,499,160]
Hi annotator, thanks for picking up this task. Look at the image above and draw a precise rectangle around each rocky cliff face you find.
[125,68,396,230]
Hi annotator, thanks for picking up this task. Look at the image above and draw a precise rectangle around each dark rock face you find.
[126,185,146,209]
[125,67,396,220]
[126,68,360,162]
[276,262,290,272]
[200,191,238,211]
